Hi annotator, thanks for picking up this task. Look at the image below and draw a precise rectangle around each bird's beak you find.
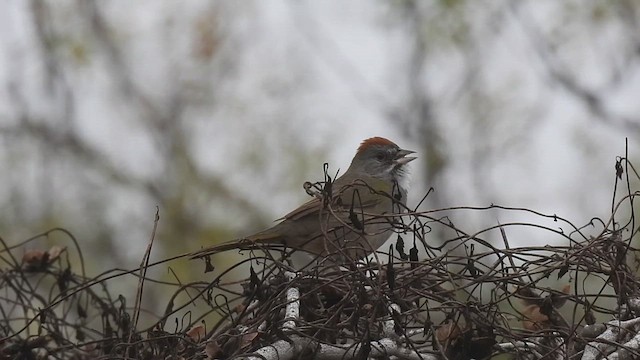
[394,149,417,165]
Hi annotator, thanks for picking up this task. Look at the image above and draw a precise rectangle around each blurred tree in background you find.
[0,0,639,314]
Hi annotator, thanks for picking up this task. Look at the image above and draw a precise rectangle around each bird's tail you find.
[189,231,284,260]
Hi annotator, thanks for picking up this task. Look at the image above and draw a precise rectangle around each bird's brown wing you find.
[279,197,322,221]
[190,198,324,260]
[280,181,385,221]
[190,180,389,260]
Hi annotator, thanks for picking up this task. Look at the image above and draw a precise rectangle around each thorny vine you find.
[1,154,640,359]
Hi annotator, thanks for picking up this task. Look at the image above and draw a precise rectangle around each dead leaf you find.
[23,249,46,264]
[186,325,205,342]
[234,303,246,314]
[436,320,461,345]
[48,246,66,262]
[240,331,259,348]
[522,304,549,331]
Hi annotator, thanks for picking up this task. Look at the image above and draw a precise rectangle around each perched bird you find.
[191,137,416,265]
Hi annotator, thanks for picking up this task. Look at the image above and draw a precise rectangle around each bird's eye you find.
[376,153,385,161]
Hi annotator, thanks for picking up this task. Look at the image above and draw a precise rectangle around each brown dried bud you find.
[436,320,461,345]
[522,304,549,331]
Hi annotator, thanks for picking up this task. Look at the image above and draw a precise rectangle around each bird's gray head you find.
[348,137,416,182]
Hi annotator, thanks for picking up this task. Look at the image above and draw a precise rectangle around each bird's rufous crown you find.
[357,137,397,154]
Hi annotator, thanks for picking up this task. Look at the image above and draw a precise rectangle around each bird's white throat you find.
[395,168,412,198]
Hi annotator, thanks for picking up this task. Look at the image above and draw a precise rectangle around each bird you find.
[191,137,416,266]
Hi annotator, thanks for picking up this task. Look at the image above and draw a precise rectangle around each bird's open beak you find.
[394,149,417,165]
